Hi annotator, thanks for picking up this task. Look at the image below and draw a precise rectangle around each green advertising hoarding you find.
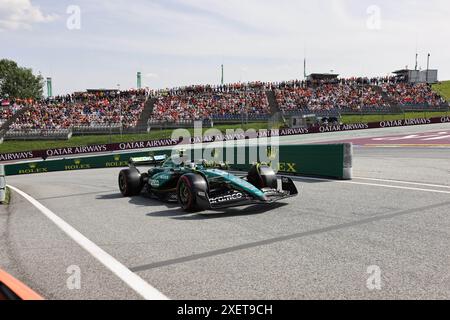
[5,144,352,180]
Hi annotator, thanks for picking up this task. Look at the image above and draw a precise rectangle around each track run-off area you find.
[1,122,450,300]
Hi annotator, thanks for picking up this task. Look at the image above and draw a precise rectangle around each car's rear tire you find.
[247,164,278,190]
[119,168,143,197]
[177,174,207,212]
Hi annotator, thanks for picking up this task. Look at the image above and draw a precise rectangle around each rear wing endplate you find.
[129,155,167,167]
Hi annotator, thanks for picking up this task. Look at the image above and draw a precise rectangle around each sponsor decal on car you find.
[210,192,244,204]
[150,179,160,187]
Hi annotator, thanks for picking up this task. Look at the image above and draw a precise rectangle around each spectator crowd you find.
[275,83,388,112]
[151,82,271,121]
[1,78,447,131]
[274,77,445,113]
[2,89,147,131]
[380,82,445,106]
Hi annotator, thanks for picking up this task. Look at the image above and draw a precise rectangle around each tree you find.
[0,59,44,100]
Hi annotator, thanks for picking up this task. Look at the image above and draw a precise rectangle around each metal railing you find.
[5,129,72,141]
[73,124,122,136]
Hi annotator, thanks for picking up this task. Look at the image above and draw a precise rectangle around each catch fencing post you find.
[342,143,353,180]
[0,165,6,203]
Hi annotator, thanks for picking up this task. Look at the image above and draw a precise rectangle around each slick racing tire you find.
[248,164,278,190]
[119,168,143,197]
[177,174,208,213]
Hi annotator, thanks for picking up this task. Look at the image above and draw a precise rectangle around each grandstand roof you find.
[307,73,339,81]
[393,69,411,74]
[393,69,438,74]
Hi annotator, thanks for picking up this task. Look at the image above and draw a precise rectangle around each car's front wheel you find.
[176,174,207,212]
[247,164,278,190]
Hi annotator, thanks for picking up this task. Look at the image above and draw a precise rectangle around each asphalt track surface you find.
[1,123,450,300]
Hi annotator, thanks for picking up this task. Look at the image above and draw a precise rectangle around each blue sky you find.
[1,0,449,95]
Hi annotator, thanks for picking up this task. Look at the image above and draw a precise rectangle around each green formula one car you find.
[118,153,298,212]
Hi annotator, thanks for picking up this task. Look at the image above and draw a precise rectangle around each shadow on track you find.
[97,192,181,210]
[97,192,289,220]
[96,193,124,200]
[148,202,288,220]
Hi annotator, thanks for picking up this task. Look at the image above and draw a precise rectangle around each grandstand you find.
[1,76,449,141]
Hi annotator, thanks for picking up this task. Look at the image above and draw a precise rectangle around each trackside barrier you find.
[4,151,171,176]
[3,115,449,164]
[0,165,5,203]
[215,144,352,180]
[4,144,353,180]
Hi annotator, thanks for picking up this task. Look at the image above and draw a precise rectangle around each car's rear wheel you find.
[119,168,143,197]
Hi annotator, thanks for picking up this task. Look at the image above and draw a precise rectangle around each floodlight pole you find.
[117,84,122,137]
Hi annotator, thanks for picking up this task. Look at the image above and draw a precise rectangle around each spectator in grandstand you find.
[381,82,445,107]
[151,83,270,122]
[9,89,147,130]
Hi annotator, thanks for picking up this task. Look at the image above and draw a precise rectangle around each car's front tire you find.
[119,168,143,197]
[247,164,278,190]
[177,174,208,212]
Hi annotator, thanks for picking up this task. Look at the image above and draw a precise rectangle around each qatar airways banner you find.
[1,116,449,163]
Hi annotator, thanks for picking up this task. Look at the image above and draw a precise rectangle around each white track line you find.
[294,177,450,195]
[8,185,169,301]
[353,177,450,189]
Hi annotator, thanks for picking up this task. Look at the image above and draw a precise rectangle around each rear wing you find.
[128,154,167,167]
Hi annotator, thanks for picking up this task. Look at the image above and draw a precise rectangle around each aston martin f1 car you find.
[118,153,298,212]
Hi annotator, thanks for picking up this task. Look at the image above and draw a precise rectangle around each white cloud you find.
[0,0,58,31]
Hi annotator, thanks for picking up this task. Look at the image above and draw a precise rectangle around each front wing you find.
[199,177,299,210]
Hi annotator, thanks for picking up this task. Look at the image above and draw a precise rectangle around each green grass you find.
[0,123,270,153]
[1,187,10,205]
[432,80,450,102]
[1,111,449,154]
